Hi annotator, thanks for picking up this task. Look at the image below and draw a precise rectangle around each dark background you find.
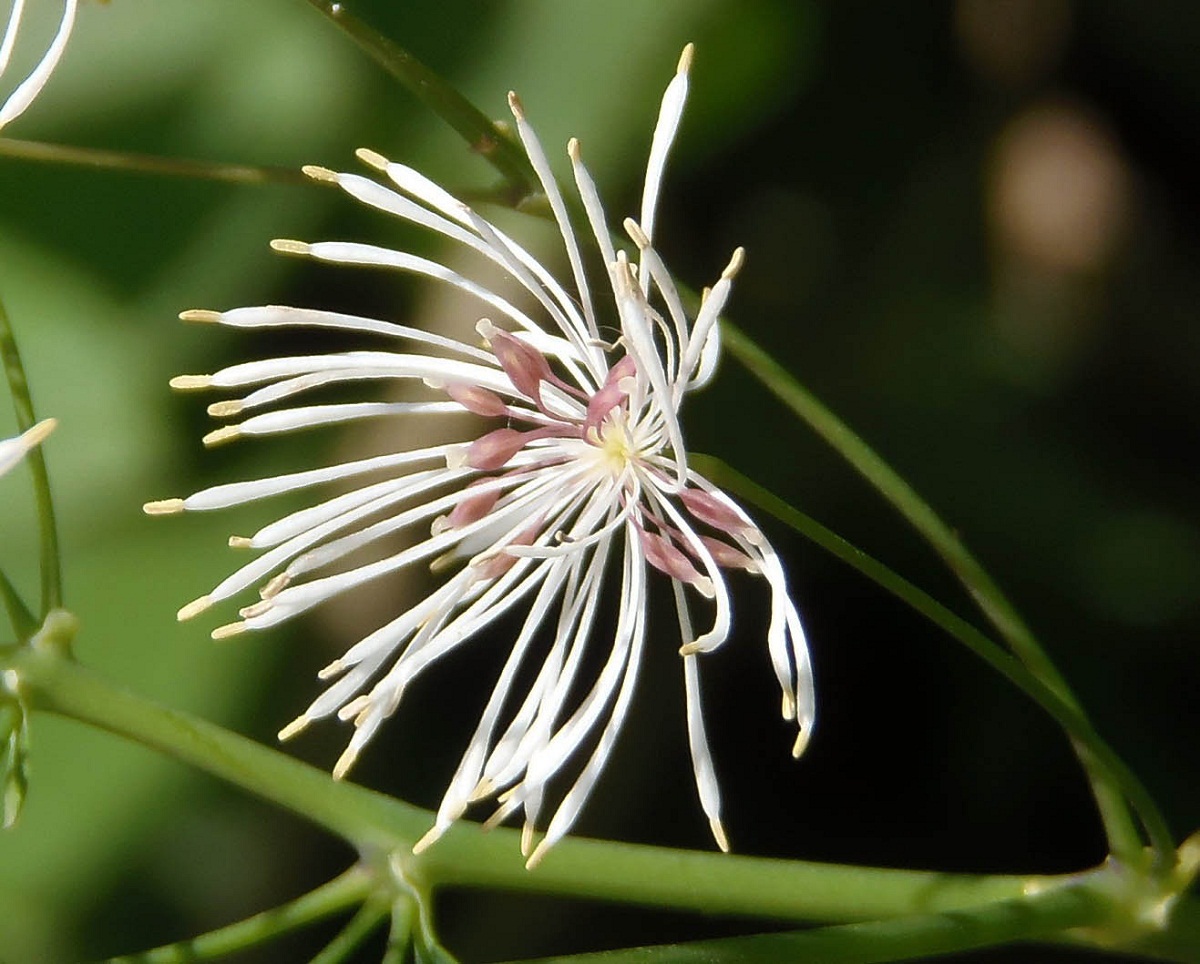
[0,1,1196,961]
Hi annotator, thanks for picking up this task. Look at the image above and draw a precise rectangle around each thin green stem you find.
[301,0,536,200]
[720,320,1156,868]
[5,643,1048,924]
[692,454,1175,868]
[502,886,1113,964]
[310,899,390,964]
[0,137,310,185]
[101,866,373,963]
[0,568,36,640]
[0,296,61,614]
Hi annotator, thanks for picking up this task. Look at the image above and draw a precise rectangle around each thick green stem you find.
[0,137,309,185]
[720,321,1157,869]
[102,867,373,963]
[6,644,1046,924]
[0,296,61,614]
[505,887,1114,964]
[301,0,535,199]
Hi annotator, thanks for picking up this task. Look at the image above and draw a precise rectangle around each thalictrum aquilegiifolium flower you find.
[147,46,814,867]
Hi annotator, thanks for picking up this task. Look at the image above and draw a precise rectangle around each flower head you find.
[148,46,813,865]
[0,418,55,477]
[0,0,77,131]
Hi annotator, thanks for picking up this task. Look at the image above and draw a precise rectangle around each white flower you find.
[148,45,813,866]
[0,0,77,131]
[0,418,55,477]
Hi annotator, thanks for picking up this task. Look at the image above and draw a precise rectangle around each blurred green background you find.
[0,1,1197,961]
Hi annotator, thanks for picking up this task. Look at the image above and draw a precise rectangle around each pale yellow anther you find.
[781,691,796,722]
[317,659,344,680]
[677,42,695,74]
[679,641,702,657]
[722,246,746,282]
[211,622,246,641]
[170,374,212,391]
[278,716,310,741]
[332,746,359,781]
[411,825,442,855]
[337,694,371,722]
[623,217,650,250]
[203,426,241,447]
[270,239,311,256]
[567,137,581,163]
[228,535,253,549]
[468,777,496,803]
[260,573,289,599]
[21,419,57,448]
[178,309,221,324]
[176,595,213,622]
[526,839,551,870]
[475,317,497,342]
[520,822,535,858]
[710,818,730,853]
[207,400,243,418]
[481,807,510,832]
[355,147,389,171]
[792,727,811,759]
[143,498,185,516]
[301,164,338,184]
[238,599,271,620]
[507,90,525,121]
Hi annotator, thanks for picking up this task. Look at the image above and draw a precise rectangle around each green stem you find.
[0,296,61,614]
[6,643,1047,924]
[503,886,1113,964]
[0,137,309,185]
[101,867,373,963]
[692,454,1175,869]
[720,321,1155,868]
[301,0,536,200]
[309,899,390,964]
[0,568,36,640]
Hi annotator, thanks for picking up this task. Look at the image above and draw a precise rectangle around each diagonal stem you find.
[0,296,61,614]
[720,321,1157,871]
[0,137,310,185]
[301,0,536,200]
[693,454,1175,870]
[101,866,373,963]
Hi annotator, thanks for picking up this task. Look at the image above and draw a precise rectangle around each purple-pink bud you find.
[447,383,509,417]
[679,487,753,538]
[490,330,554,404]
[638,526,707,587]
[467,428,529,470]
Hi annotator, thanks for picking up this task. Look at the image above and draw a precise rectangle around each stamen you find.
[355,147,389,171]
[179,309,221,324]
[270,239,312,256]
[169,375,212,390]
[176,595,212,621]
[143,498,185,516]
[278,716,310,741]
[302,164,338,184]
[203,426,241,447]
[211,622,246,640]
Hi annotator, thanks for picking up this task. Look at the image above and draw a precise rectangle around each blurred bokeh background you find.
[0,1,1197,961]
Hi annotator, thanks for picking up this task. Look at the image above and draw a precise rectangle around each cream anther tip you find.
[301,164,338,183]
[143,498,185,516]
[623,217,650,249]
[722,246,746,281]
[207,400,243,418]
[411,826,441,855]
[278,716,310,741]
[507,91,525,119]
[792,727,811,759]
[179,308,221,324]
[202,426,241,447]
[332,747,358,781]
[567,137,581,161]
[211,622,246,640]
[678,42,695,73]
[270,238,311,256]
[169,374,212,391]
[710,818,730,853]
[355,147,389,170]
[176,595,212,621]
